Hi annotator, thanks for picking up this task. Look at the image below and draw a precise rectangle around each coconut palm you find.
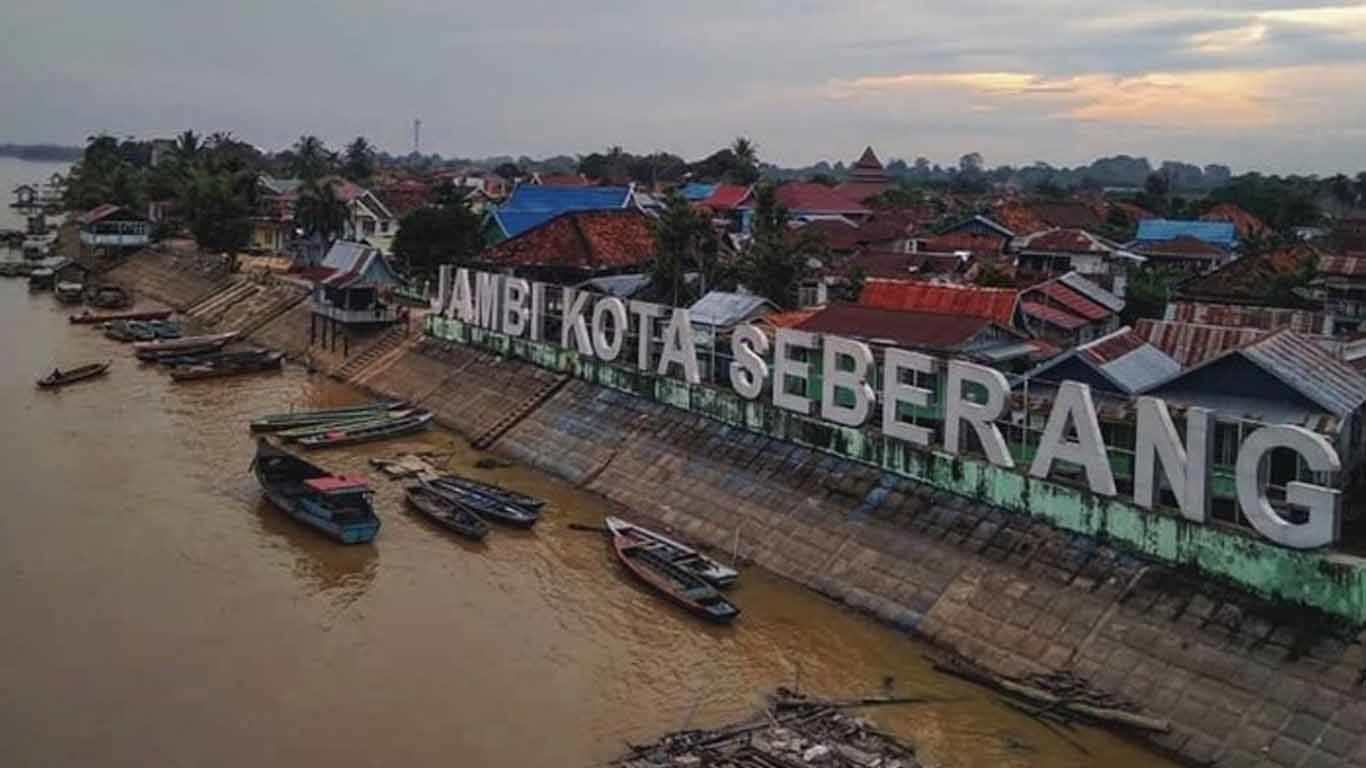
[342,137,375,182]
[296,180,350,245]
[290,135,334,181]
[730,136,757,167]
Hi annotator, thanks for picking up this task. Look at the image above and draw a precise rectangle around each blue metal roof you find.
[1135,219,1236,247]
[493,185,632,238]
[680,182,716,201]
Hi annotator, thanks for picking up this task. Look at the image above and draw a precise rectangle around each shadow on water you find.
[248,492,379,610]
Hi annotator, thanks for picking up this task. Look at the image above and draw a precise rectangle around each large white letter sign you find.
[450,268,474,322]
[881,349,934,447]
[657,309,701,384]
[821,336,875,426]
[591,297,628,362]
[773,329,817,415]
[1236,425,1342,549]
[529,282,547,341]
[474,272,502,329]
[501,277,531,337]
[729,323,770,400]
[1134,397,1211,521]
[559,288,593,355]
[630,300,666,372]
[1030,381,1117,496]
[433,264,452,313]
[944,360,1014,468]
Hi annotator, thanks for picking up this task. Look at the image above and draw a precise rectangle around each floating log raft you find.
[612,689,920,767]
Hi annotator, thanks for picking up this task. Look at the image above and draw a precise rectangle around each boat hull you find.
[297,413,433,449]
[253,441,381,545]
[612,535,739,624]
[260,489,380,544]
[604,517,738,588]
[37,362,110,389]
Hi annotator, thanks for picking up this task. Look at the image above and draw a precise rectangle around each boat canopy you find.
[304,475,370,494]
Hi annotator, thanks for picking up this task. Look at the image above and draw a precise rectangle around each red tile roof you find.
[1201,203,1269,238]
[1034,281,1110,320]
[796,304,996,350]
[1020,301,1087,330]
[916,232,1005,255]
[1015,228,1114,254]
[537,174,592,187]
[858,279,1019,324]
[833,181,892,205]
[772,183,872,215]
[1029,202,1105,231]
[1132,235,1226,257]
[1110,201,1155,223]
[1132,319,1267,367]
[480,209,655,271]
[758,308,821,330]
[795,219,864,251]
[992,202,1051,235]
[839,249,967,280]
[696,184,752,211]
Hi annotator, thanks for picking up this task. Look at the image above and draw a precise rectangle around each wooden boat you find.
[405,483,489,541]
[604,517,738,588]
[249,401,407,432]
[434,474,545,511]
[71,309,173,325]
[133,332,238,360]
[297,411,434,449]
[150,321,182,339]
[428,479,540,528]
[104,321,136,342]
[158,348,267,367]
[251,439,380,544]
[0,261,26,277]
[611,525,740,624]
[129,322,158,341]
[27,268,54,290]
[54,282,84,304]
[273,409,416,441]
[171,351,284,382]
[37,361,111,389]
[89,285,131,309]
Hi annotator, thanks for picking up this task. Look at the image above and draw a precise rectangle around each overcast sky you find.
[4,1,1366,173]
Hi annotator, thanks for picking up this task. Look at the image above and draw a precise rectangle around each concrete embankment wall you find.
[113,258,1366,767]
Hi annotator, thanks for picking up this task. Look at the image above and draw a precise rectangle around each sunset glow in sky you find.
[3,1,1365,172]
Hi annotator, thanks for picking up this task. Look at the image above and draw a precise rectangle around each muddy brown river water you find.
[0,277,1175,767]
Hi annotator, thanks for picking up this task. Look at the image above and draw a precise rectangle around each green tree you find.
[391,203,482,277]
[342,137,376,182]
[728,137,760,184]
[289,135,334,181]
[1122,266,1182,323]
[494,162,523,181]
[296,181,349,244]
[735,184,818,308]
[173,130,202,171]
[651,192,716,305]
[185,172,251,253]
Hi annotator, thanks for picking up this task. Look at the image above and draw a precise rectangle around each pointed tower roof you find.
[854,146,883,170]
[848,146,890,184]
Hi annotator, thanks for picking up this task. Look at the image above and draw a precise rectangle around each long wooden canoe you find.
[611,525,739,624]
[249,401,408,432]
[37,361,111,389]
[604,517,737,588]
[71,309,173,325]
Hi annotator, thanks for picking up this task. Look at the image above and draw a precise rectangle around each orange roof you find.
[1201,203,1269,238]
[858,279,1019,324]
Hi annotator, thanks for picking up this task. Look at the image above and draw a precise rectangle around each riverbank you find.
[108,247,1366,768]
[2,262,1173,768]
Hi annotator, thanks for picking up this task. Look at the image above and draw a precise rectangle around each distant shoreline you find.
[0,145,81,163]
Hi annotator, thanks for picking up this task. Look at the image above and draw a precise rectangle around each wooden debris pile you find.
[614,689,920,767]
[369,452,449,481]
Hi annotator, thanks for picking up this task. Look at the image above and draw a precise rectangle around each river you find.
[0,157,68,232]
[0,266,1174,767]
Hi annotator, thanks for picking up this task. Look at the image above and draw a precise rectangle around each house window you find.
[363,219,376,235]
[380,221,390,234]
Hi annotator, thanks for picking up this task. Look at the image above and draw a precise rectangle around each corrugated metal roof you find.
[577,273,653,298]
[1317,254,1366,278]
[858,279,1019,324]
[1020,301,1087,330]
[494,185,633,238]
[680,182,717,201]
[1021,327,1180,394]
[1240,330,1366,418]
[1058,272,1124,312]
[794,304,995,351]
[688,291,777,327]
[1132,319,1266,367]
[1036,281,1110,320]
[1166,301,1328,334]
[1136,219,1237,247]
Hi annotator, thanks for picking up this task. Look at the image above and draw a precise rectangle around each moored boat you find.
[434,474,545,511]
[251,438,380,544]
[611,525,740,624]
[604,516,738,588]
[54,282,84,304]
[170,350,285,382]
[104,320,136,342]
[428,478,540,528]
[273,409,416,441]
[27,268,54,290]
[36,361,111,389]
[405,483,489,541]
[89,285,131,309]
[71,309,173,325]
[133,332,238,360]
[296,411,434,450]
[248,401,407,432]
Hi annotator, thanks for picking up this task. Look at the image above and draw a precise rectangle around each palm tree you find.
[174,130,202,170]
[296,180,349,245]
[731,137,758,167]
[290,135,333,181]
[342,137,375,182]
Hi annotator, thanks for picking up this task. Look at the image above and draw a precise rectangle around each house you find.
[1011,228,1144,284]
[485,184,635,244]
[1201,203,1269,240]
[1132,319,1268,367]
[1134,219,1238,250]
[477,209,655,284]
[859,279,1020,325]
[795,303,1031,365]
[1172,246,1330,334]
[680,182,717,202]
[1019,326,1180,396]
[1311,253,1366,334]
[761,183,873,224]
[331,180,398,255]
[12,184,37,207]
[307,241,403,329]
[1147,330,1366,475]
[834,146,893,205]
[251,175,303,254]
[689,291,777,335]
[530,172,592,187]
[1335,212,1366,250]
[1128,235,1228,273]
[377,178,431,217]
[78,204,152,249]
[937,214,1016,240]
[1017,272,1125,347]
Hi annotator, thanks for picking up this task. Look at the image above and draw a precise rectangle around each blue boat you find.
[251,438,380,544]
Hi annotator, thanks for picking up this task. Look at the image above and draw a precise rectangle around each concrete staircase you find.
[469,374,571,450]
[186,280,260,325]
[336,327,410,382]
